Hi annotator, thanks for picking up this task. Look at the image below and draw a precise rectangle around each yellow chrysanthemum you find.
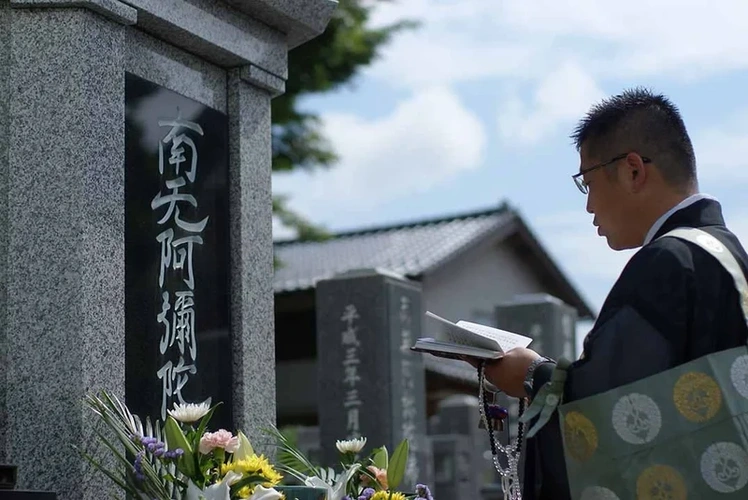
[370,492,406,500]
[221,454,283,487]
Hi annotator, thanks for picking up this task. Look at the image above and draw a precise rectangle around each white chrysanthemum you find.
[168,401,210,423]
[336,437,367,454]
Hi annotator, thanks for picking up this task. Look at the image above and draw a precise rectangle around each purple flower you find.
[415,484,433,500]
[163,448,184,460]
[358,488,375,500]
[133,452,146,482]
[138,436,171,458]
[140,436,158,446]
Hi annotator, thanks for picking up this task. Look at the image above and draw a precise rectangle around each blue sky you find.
[273,0,748,351]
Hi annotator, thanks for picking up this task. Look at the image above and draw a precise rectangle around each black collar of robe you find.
[651,197,726,240]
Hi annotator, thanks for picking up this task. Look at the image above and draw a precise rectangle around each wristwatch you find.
[523,356,554,398]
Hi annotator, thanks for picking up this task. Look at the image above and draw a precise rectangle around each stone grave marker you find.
[316,269,434,491]
[431,435,475,500]
[436,395,499,488]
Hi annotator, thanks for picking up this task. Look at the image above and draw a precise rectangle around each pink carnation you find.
[199,429,240,454]
[361,465,388,489]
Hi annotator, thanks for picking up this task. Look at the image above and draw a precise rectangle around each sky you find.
[272,0,748,354]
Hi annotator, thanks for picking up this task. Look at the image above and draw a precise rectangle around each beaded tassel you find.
[477,361,525,500]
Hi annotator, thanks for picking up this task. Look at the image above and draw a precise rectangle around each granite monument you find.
[0,1,336,498]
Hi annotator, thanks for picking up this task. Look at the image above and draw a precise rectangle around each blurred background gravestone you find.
[0,1,335,499]
[432,395,488,500]
[492,293,578,488]
[431,435,474,500]
[316,269,434,492]
[495,294,578,362]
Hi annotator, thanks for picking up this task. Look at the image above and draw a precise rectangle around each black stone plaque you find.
[125,73,232,430]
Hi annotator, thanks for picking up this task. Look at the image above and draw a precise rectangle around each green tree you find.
[272,0,415,241]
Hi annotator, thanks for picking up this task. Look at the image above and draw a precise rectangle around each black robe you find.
[522,198,748,500]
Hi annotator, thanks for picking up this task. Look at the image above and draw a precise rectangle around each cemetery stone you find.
[0,1,336,498]
[316,269,434,491]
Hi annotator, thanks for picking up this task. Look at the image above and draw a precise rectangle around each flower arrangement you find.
[77,391,285,500]
[268,429,434,500]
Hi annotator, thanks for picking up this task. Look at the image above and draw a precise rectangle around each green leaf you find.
[164,416,196,478]
[229,474,271,497]
[386,439,409,490]
[371,446,388,470]
[194,402,221,447]
[264,426,319,478]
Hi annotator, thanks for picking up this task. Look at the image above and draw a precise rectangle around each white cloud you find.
[272,86,486,237]
[272,217,296,241]
[497,62,606,145]
[693,111,748,182]
[364,0,748,146]
[369,0,748,86]
[366,31,538,90]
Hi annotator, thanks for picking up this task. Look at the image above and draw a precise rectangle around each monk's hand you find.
[479,347,540,398]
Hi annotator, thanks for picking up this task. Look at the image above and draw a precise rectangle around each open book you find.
[410,311,532,360]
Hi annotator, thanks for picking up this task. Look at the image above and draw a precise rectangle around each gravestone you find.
[291,425,323,465]
[494,294,578,464]
[432,394,498,500]
[495,294,578,361]
[435,395,497,490]
[0,1,335,499]
[316,269,434,491]
[431,435,474,500]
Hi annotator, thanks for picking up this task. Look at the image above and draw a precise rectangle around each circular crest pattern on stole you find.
[731,355,748,399]
[700,442,748,493]
[580,486,620,500]
[562,411,598,462]
[636,464,687,500]
[673,372,722,423]
[611,393,662,445]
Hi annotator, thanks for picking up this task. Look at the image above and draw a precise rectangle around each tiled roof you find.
[273,205,514,293]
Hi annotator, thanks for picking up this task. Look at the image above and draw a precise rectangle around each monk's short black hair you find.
[571,87,697,189]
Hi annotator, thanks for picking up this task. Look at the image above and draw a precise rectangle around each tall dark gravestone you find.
[316,269,433,491]
[125,73,233,429]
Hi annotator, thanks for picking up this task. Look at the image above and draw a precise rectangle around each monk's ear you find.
[625,152,647,192]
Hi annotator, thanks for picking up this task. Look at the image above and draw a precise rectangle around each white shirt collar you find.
[642,193,718,246]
